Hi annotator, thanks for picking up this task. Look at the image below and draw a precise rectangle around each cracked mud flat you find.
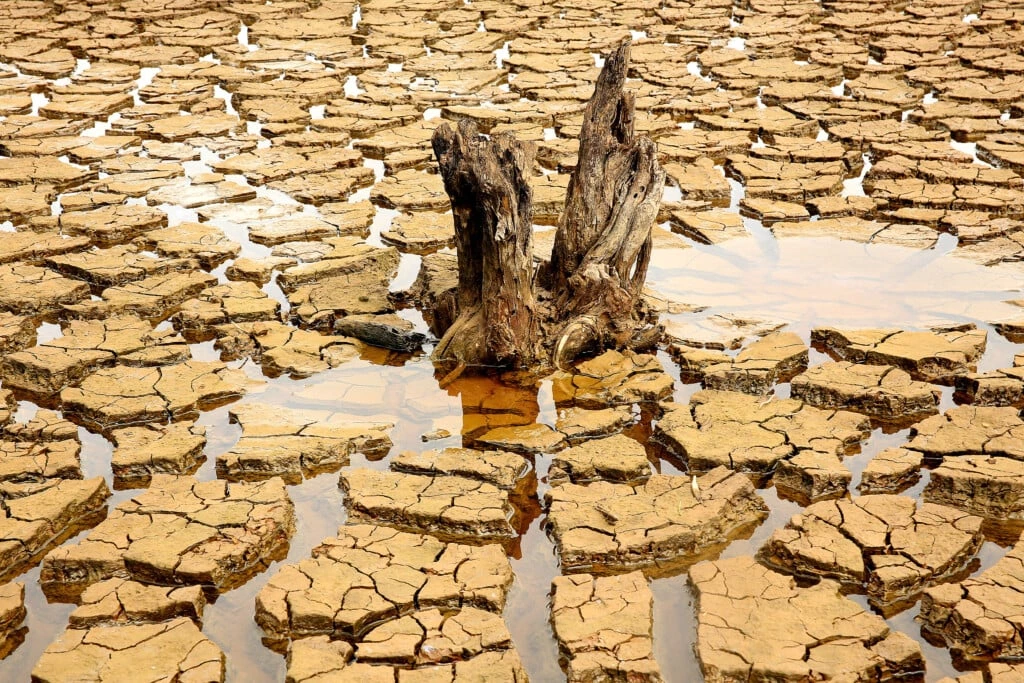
[255,524,514,643]
[545,467,768,572]
[41,475,295,597]
[0,582,25,659]
[760,495,984,612]
[551,571,661,681]
[218,403,392,484]
[341,468,519,542]
[32,617,225,683]
[921,539,1024,662]
[6,1,1024,682]
[654,389,871,473]
[691,556,924,683]
[285,633,528,682]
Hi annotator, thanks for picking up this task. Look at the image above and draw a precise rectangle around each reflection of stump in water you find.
[443,371,543,558]
[431,38,665,370]
[444,372,541,442]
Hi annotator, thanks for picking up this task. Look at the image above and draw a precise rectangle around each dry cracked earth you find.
[5,0,1024,682]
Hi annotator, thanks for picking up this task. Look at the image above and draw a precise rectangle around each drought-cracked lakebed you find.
[4,0,1024,681]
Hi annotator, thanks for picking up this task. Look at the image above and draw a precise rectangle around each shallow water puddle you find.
[652,236,1024,331]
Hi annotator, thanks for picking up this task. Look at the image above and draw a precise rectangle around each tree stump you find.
[430,38,664,370]
[431,120,539,367]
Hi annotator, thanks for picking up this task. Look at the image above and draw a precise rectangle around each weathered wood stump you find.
[431,38,665,370]
[431,122,539,367]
